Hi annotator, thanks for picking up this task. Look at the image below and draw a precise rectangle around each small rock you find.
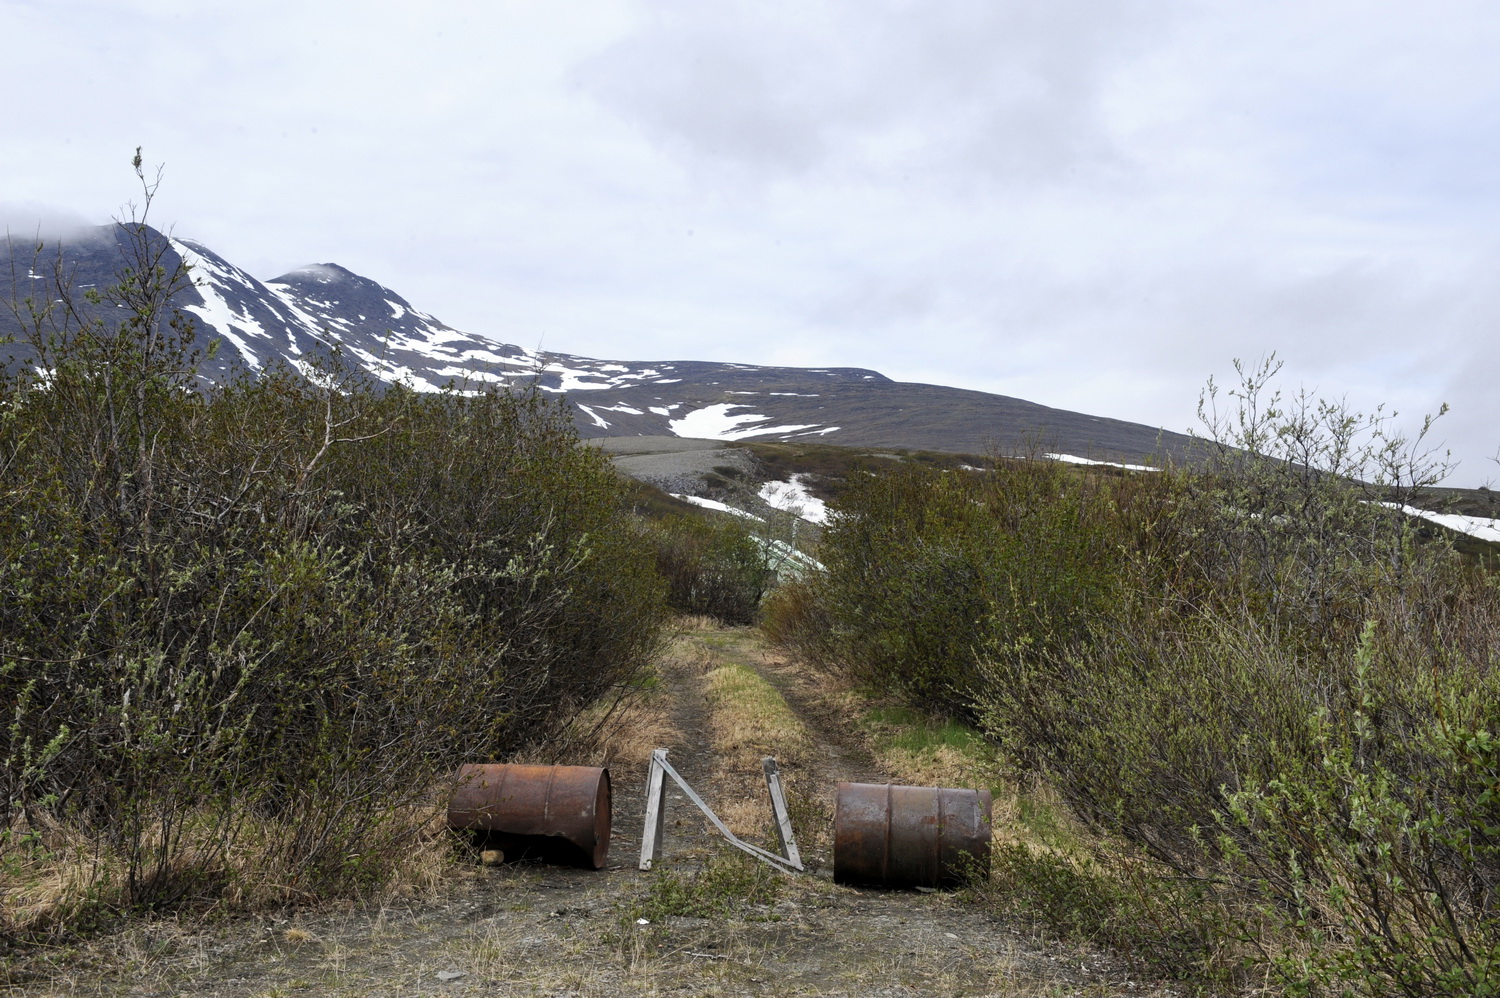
[479,849,505,866]
[636,917,650,925]
[436,969,466,981]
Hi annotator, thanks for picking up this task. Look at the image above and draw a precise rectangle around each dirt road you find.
[15,626,1178,997]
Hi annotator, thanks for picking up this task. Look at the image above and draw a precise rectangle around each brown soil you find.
[7,626,1184,997]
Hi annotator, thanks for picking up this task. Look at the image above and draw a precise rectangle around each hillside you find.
[2,223,1195,465]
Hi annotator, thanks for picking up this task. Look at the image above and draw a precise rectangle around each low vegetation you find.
[625,849,783,926]
[704,661,813,763]
[768,357,1500,995]
[857,706,999,798]
[648,514,774,625]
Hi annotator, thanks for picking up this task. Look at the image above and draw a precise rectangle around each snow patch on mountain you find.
[577,405,611,429]
[669,403,822,441]
[1379,503,1500,544]
[670,494,762,520]
[544,366,617,392]
[430,366,507,384]
[173,239,275,369]
[1048,453,1159,472]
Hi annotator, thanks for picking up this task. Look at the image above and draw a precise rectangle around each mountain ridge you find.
[1,222,1195,463]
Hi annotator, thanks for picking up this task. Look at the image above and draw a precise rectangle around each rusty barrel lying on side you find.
[447,764,612,869]
[833,781,992,888]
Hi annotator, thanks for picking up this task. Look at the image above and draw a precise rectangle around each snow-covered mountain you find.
[1,224,1195,462]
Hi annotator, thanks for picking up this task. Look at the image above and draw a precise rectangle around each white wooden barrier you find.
[638,748,803,873]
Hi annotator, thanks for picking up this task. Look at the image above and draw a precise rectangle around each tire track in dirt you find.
[740,636,888,789]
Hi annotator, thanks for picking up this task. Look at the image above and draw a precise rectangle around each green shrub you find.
[648,513,772,624]
[1219,616,1500,997]
[974,360,1499,993]
[758,577,829,652]
[992,593,1500,994]
[798,457,1168,719]
[771,354,1500,992]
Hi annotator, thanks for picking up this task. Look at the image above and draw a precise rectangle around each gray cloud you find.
[0,203,106,248]
[575,0,1166,185]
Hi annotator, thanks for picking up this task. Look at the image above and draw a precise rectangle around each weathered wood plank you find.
[762,756,803,869]
[637,748,669,871]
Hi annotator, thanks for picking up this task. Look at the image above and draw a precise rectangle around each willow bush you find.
[1,169,666,939]
[781,456,1165,719]
[647,512,773,625]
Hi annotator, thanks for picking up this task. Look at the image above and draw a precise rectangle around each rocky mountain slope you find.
[3,222,1196,463]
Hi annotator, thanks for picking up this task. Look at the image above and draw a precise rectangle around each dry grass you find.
[702,650,815,841]
[703,662,813,766]
[1,799,453,960]
[2,817,124,939]
[569,683,681,771]
[667,631,718,675]
[663,628,818,847]
[672,613,722,633]
[881,738,988,790]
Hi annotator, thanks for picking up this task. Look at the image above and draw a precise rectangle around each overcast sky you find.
[4,0,1497,484]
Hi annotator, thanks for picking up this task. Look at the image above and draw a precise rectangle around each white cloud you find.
[0,203,103,247]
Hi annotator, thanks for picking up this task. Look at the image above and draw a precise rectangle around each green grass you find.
[625,851,783,924]
[864,706,983,755]
[857,704,1001,794]
[1013,788,1088,856]
[856,701,1088,859]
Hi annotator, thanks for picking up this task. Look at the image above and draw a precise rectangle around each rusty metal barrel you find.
[447,764,612,869]
[833,782,992,889]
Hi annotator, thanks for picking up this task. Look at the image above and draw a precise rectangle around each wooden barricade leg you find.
[637,748,804,874]
[638,748,669,871]
[761,756,802,869]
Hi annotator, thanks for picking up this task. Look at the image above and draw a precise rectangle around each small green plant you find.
[978,844,1227,982]
[625,851,782,925]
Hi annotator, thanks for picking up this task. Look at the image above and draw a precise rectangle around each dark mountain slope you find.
[2,223,1192,464]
